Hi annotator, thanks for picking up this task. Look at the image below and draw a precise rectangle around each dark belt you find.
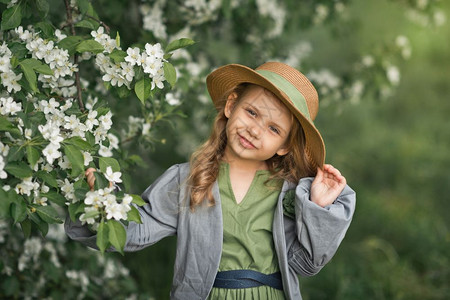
[213,269,283,290]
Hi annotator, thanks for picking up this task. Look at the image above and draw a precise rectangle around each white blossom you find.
[85,110,99,130]
[99,144,113,157]
[145,43,164,59]
[42,143,62,164]
[140,3,167,39]
[142,55,163,76]
[125,47,141,66]
[165,92,181,106]
[0,156,7,179]
[59,178,76,202]
[107,133,119,150]
[142,123,151,136]
[15,177,39,196]
[0,71,22,93]
[54,29,67,41]
[0,97,22,115]
[83,151,93,166]
[80,206,99,225]
[84,191,104,207]
[151,69,165,90]
[104,166,122,183]
[362,55,375,67]
[105,202,128,220]
[386,65,400,85]
[58,155,72,170]
[34,196,48,206]
[99,111,113,131]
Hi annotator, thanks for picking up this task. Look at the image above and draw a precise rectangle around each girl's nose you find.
[248,123,261,139]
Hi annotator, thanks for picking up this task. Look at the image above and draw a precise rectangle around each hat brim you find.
[206,64,325,168]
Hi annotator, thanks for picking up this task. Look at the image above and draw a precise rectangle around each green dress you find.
[207,163,286,299]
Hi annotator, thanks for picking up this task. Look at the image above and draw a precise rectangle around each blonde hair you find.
[187,84,316,210]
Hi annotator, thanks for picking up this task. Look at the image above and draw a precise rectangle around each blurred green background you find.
[115,1,450,299]
[3,0,448,298]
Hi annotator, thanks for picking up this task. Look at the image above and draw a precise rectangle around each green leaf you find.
[83,209,99,219]
[36,171,59,188]
[63,145,84,177]
[19,60,37,93]
[2,276,20,297]
[36,0,49,16]
[4,161,33,178]
[76,39,104,54]
[7,145,25,161]
[117,85,131,98]
[58,36,83,55]
[20,58,53,75]
[0,188,12,219]
[75,202,87,215]
[127,205,142,224]
[75,20,95,30]
[0,116,21,135]
[99,157,120,173]
[65,136,92,151]
[75,187,89,200]
[109,49,127,63]
[26,145,40,167]
[134,77,151,104]
[96,220,110,253]
[163,62,176,87]
[20,218,32,238]
[9,42,28,59]
[35,21,54,37]
[76,0,90,14]
[68,202,82,222]
[131,194,146,206]
[20,58,42,68]
[1,4,22,31]
[93,172,109,190]
[115,31,120,48]
[28,211,49,236]
[11,200,27,224]
[35,205,63,224]
[41,191,67,206]
[85,131,95,146]
[34,63,53,75]
[107,220,126,255]
[165,38,195,53]
[85,3,100,29]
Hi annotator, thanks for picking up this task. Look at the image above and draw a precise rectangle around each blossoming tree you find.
[0,0,446,298]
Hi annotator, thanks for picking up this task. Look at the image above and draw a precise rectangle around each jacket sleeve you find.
[287,177,356,276]
[65,164,182,252]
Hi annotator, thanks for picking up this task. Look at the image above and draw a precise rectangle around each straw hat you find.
[206,62,325,168]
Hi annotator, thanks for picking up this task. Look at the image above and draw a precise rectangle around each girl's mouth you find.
[238,134,256,149]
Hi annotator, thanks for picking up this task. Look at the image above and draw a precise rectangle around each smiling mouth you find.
[238,134,256,149]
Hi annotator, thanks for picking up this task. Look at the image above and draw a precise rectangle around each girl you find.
[66,62,356,299]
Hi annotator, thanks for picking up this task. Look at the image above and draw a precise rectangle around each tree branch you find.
[64,0,85,112]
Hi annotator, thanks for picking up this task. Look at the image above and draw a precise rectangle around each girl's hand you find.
[85,167,96,191]
[311,164,347,208]
[85,168,114,191]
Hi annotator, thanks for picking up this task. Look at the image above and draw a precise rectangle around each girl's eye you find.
[246,109,256,117]
[269,125,279,134]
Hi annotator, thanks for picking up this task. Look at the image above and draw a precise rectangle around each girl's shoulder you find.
[157,162,191,182]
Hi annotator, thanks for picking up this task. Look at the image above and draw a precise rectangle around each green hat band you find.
[256,69,312,122]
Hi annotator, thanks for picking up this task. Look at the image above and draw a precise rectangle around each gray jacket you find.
[65,163,356,299]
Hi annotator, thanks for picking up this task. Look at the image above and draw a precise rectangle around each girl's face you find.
[224,85,292,166]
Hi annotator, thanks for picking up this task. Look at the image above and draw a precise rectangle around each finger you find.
[85,167,96,176]
[315,167,324,181]
[323,164,342,178]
